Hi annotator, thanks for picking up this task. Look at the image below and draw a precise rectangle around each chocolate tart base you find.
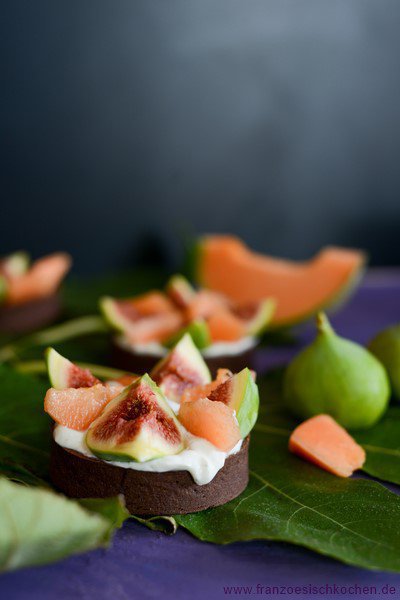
[50,436,249,515]
[110,338,255,377]
[0,293,62,334]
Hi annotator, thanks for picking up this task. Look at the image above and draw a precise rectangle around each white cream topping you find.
[115,334,257,358]
[54,396,243,485]
[54,425,242,485]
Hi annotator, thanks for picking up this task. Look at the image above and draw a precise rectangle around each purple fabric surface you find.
[2,271,400,600]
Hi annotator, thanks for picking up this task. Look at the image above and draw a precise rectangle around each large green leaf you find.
[0,478,124,572]
[0,364,51,483]
[256,368,400,486]
[353,407,400,485]
[177,407,400,572]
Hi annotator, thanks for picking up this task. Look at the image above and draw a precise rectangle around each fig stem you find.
[316,312,335,336]
[0,315,108,363]
[14,359,131,380]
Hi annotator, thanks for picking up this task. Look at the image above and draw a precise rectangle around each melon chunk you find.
[289,414,366,477]
[44,384,110,431]
[195,236,365,327]
[178,397,241,452]
[207,308,247,342]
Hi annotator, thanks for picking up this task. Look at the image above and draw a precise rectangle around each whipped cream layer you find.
[54,426,242,486]
[54,396,242,485]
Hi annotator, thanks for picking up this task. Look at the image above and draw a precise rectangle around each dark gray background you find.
[1,0,400,273]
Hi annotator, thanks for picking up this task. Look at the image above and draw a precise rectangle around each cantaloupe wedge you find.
[44,384,110,431]
[207,308,248,342]
[289,414,366,477]
[44,382,125,431]
[178,397,241,451]
[6,253,72,305]
[194,236,365,328]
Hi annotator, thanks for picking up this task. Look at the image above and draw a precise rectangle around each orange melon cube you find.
[289,414,366,477]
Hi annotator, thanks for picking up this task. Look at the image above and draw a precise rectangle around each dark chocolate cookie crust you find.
[110,337,255,377]
[50,436,249,515]
[0,293,62,334]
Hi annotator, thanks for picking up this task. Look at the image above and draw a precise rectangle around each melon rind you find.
[100,296,134,333]
[192,236,367,329]
[86,374,184,463]
[246,298,276,336]
[166,274,195,307]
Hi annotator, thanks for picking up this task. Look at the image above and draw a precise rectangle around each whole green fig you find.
[368,324,400,400]
[283,313,390,429]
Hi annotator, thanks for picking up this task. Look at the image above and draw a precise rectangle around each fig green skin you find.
[368,325,400,401]
[164,320,211,350]
[283,318,390,429]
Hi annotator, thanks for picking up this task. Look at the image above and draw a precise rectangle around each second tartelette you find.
[100,274,274,375]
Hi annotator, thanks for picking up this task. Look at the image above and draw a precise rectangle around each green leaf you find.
[177,422,400,572]
[79,496,130,538]
[0,478,120,572]
[353,407,400,485]
[257,368,400,486]
[0,364,51,482]
[132,515,178,535]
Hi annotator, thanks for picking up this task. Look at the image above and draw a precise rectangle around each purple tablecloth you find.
[2,270,400,599]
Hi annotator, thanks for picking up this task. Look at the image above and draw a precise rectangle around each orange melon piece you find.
[179,396,240,451]
[185,290,229,321]
[207,308,247,342]
[44,383,110,431]
[130,291,176,316]
[181,368,232,403]
[195,236,365,327]
[125,311,184,344]
[6,253,72,305]
[289,414,366,477]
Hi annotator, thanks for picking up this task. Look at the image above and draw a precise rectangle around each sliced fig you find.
[208,368,259,438]
[46,347,101,390]
[234,298,276,336]
[166,274,196,308]
[164,319,211,350]
[86,374,184,462]
[100,296,183,344]
[181,368,232,403]
[100,296,140,332]
[150,333,211,402]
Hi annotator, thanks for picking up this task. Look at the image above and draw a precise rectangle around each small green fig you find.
[368,324,400,400]
[283,313,390,429]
